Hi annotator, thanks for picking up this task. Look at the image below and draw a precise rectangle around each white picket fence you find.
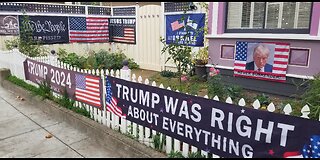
[0,49,319,158]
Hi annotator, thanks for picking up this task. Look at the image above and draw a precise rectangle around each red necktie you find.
[258,68,261,72]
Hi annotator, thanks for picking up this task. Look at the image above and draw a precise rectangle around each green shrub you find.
[5,14,48,57]
[160,70,176,78]
[301,74,320,120]
[207,75,226,99]
[188,151,206,158]
[254,93,271,106]
[168,151,184,158]
[58,49,139,70]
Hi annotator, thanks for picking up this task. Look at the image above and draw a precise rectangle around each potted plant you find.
[193,46,208,79]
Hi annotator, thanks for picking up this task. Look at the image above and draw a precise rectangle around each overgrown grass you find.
[6,75,90,118]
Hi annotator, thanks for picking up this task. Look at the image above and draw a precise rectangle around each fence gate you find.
[136,4,162,72]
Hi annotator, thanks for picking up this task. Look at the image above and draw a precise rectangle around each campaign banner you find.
[105,75,320,158]
[18,15,69,44]
[23,58,102,109]
[165,13,205,47]
[0,15,19,35]
[234,41,290,82]
[109,18,136,44]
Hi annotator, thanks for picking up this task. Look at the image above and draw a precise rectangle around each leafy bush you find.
[254,93,271,106]
[188,152,206,158]
[301,74,320,120]
[58,48,139,70]
[168,151,184,158]
[5,14,48,57]
[207,75,226,99]
[160,70,176,78]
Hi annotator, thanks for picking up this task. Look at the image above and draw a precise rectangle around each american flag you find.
[282,135,320,158]
[111,26,135,44]
[234,41,290,82]
[69,17,109,43]
[75,74,101,108]
[171,20,184,31]
[106,77,125,118]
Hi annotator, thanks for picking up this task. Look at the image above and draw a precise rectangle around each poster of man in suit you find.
[245,43,275,73]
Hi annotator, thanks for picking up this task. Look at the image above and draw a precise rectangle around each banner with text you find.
[109,18,136,44]
[0,15,19,35]
[18,15,69,44]
[106,75,320,158]
[23,58,102,109]
[165,13,205,47]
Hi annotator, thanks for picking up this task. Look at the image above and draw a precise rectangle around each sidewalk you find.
[0,86,130,158]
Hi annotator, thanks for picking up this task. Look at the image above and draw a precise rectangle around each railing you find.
[0,49,318,158]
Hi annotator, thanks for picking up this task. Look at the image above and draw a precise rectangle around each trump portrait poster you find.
[234,41,290,82]
[165,13,205,47]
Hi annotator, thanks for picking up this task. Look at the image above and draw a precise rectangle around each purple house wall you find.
[206,2,320,96]
[207,2,320,76]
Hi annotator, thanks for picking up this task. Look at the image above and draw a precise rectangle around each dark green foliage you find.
[7,76,90,118]
[5,14,48,57]
[38,79,53,100]
[160,70,176,78]
[187,151,206,158]
[7,75,39,94]
[301,74,320,120]
[168,151,185,158]
[152,132,166,152]
[58,49,139,70]
[254,93,271,106]
[226,85,244,102]
[207,75,226,99]
[54,89,91,118]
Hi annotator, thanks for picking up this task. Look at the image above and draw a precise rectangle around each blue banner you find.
[18,15,69,44]
[165,13,205,47]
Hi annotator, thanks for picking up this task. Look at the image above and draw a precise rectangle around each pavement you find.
[0,86,123,158]
[0,83,163,158]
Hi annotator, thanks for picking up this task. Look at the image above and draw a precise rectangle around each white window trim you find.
[229,2,310,30]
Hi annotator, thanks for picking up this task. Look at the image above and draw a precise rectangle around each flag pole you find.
[101,71,107,125]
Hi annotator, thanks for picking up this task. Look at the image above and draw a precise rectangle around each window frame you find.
[224,2,313,34]
[220,44,235,60]
[288,47,310,67]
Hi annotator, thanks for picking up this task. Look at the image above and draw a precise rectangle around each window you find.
[220,45,235,59]
[289,48,309,66]
[226,2,312,33]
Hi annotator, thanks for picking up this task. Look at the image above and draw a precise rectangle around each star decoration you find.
[160,108,164,113]
[268,149,274,155]
[241,109,245,114]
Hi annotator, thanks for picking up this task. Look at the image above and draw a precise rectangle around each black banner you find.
[18,15,69,44]
[23,58,103,109]
[109,18,136,44]
[106,75,320,158]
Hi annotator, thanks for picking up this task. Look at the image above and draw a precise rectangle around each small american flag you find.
[106,77,125,118]
[111,26,135,44]
[171,20,184,31]
[69,17,109,43]
[75,74,101,108]
[234,41,290,82]
[282,135,320,158]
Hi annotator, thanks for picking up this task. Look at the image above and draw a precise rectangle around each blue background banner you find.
[165,13,205,47]
[18,15,69,44]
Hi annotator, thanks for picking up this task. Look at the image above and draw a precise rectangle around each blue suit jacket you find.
[245,61,273,72]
